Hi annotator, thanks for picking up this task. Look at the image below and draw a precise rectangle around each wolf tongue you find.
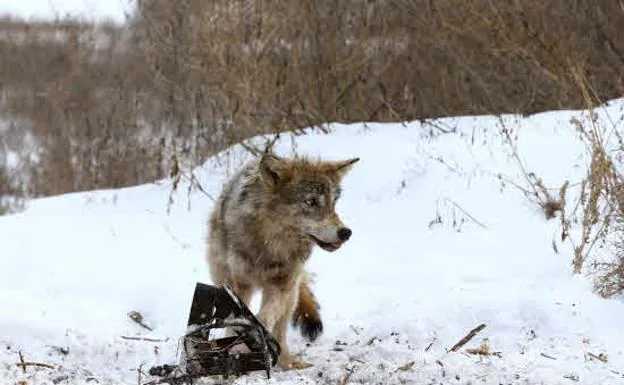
[331,242,342,248]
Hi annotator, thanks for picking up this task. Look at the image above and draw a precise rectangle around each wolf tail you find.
[292,272,323,342]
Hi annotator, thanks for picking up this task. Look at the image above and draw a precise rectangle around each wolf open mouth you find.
[307,234,342,252]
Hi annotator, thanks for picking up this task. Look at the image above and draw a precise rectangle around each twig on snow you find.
[609,369,624,377]
[127,311,153,331]
[15,361,56,370]
[395,361,415,372]
[13,351,54,373]
[563,373,580,382]
[338,366,355,385]
[18,351,26,372]
[586,352,608,363]
[449,323,487,352]
[427,154,462,176]
[540,352,557,360]
[121,336,168,342]
[425,334,437,352]
[443,198,488,230]
[435,360,446,378]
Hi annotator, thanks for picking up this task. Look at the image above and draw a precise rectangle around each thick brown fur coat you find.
[205,153,359,369]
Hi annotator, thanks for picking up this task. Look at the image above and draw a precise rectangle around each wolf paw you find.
[300,317,323,342]
[290,360,313,370]
[293,312,323,342]
[278,356,313,371]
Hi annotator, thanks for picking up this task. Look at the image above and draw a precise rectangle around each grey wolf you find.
[205,152,359,370]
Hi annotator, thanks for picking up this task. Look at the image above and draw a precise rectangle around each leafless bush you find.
[0,15,164,196]
[594,215,624,298]
[1,0,624,198]
[492,62,624,297]
[508,68,624,298]
[0,152,24,215]
[570,71,624,298]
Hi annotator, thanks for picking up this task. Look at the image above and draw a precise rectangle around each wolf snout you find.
[337,227,352,242]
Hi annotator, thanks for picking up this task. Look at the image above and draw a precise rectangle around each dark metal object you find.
[146,283,280,384]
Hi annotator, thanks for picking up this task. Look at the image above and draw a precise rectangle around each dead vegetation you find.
[557,71,624,298]
[0,0,623,204]
[449,323,487,353]
[498,66,624,298]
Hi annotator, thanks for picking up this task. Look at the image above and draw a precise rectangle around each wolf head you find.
[259,153,359,252]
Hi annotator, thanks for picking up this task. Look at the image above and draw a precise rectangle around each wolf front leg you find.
[222,282,254,340]
[257,279,312,370]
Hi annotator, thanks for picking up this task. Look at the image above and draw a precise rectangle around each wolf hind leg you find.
[291,275,323,342]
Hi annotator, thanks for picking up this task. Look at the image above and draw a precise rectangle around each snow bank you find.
[2,100,624,384]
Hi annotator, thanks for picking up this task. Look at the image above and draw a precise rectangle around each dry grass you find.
[558,68,624,297]
[501,65,624,298]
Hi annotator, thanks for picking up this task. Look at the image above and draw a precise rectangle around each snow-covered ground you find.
[2,100,624,385]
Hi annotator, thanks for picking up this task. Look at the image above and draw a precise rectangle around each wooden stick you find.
[425,335,436,352]
[338,367,355,385]
[450,324,487,352]
[444,198,488,229]
[120,336,168,342]
[14,362,56,370]
[587,352,608,362]
[18,351,26,373]
[127,311,153,331]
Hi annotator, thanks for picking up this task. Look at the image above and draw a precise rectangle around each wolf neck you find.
[255,213,313,264]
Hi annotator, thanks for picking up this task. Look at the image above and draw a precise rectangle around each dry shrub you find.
[2,0,624,198]
[137,0,624,126]
[533,69,624,298]
[495,65,624,297]
[0,15,165,196]
[568,71,624,298]
[598,205,624,297]
[0,154,24,215]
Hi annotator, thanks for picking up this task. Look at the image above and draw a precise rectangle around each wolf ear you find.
[260,153,286,186]
[330,157,360,179]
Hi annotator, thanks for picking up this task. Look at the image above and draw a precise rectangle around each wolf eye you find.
[304,198,319,207]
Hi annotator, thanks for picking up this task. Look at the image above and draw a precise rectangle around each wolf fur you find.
[205,153,359,370]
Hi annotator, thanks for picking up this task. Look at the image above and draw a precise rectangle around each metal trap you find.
[147,283,280,384]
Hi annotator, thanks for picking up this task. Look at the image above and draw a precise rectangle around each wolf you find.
[205,152,359,370]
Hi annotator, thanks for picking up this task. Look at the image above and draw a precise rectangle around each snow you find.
[3,99,624,385]
[0,0,135,24]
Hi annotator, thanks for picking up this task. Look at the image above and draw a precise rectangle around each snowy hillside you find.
[3,100,624,385]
